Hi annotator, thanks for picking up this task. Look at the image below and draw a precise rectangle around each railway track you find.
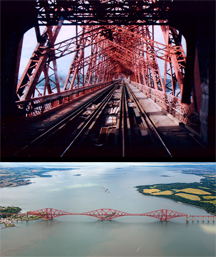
[5,80,208,159]
[68,81,173,158]
[71,81,207,158]
[125,82,173,157]
[125,82,208,158]
[11,83,118,157]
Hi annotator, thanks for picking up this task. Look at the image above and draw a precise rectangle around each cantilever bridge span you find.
[27,208,215,222]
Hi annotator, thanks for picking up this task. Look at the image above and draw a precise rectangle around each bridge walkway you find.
[128,84,208,158]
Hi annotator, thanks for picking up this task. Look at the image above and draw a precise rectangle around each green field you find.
[136,172,216,215]
[143,189,160,193]
[175,193,201,201]
[176,188,211,195]
[153,190,173,195]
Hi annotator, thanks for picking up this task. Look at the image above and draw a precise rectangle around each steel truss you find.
[27,208,215,221]
[17,8,188,120]
[3,208,215,223]
[28,208,73,219]
[142,209,187,221]
[35,0,171,26]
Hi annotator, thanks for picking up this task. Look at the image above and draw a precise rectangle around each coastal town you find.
[0,166,53,188]
[0,165,74,188]
[0,206,40,229]
[1,217,16,228]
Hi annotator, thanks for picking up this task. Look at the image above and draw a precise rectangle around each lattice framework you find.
[16,1,188,119]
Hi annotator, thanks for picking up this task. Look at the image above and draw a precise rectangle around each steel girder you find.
[17,21,63,100]
[2,209,215,223]
[17,22,186,119]
[80,208,132,220]
[160,24,186,97]
[28,208,73,219]
[35,0,171,26]
[142,209,187,221]
[27,208,215,221]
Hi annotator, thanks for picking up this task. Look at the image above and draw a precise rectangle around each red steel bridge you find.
[26,208,216,222]
[1,0,215,157]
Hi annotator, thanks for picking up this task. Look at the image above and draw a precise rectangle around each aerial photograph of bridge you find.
[0,162,216,256]
[1,0,215,161]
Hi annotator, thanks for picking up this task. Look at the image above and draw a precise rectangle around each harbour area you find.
[1,218,16,228]
[0,206,41,228]
[0,214,41,229]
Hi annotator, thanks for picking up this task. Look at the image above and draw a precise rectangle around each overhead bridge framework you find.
[1,0,215,149]
[27,208,215,222]
[16,23,187,121]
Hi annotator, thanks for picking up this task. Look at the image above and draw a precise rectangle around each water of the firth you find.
[1,164,216,256]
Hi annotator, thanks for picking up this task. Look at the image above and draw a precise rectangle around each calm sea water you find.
[1,164,216,257]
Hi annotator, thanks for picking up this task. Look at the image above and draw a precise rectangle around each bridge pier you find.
[197,217,199,222]
[192,217,194,222]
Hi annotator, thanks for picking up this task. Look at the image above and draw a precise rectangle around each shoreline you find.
[137,191,216,216]
[135,170,216,215]
[0,222,17,229]
[0,166,77,188]
[0,216,42,229]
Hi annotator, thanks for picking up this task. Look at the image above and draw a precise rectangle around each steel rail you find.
[11,83,116,157]
[77,83,119,147]
[76,82,132,158]
[113,84,123,156]
[125,82,156,156]
[123,82,132,157]
[120,83,125,157]
[60,83,119,157]
[125,82,173,158]
[188,134,207,150]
